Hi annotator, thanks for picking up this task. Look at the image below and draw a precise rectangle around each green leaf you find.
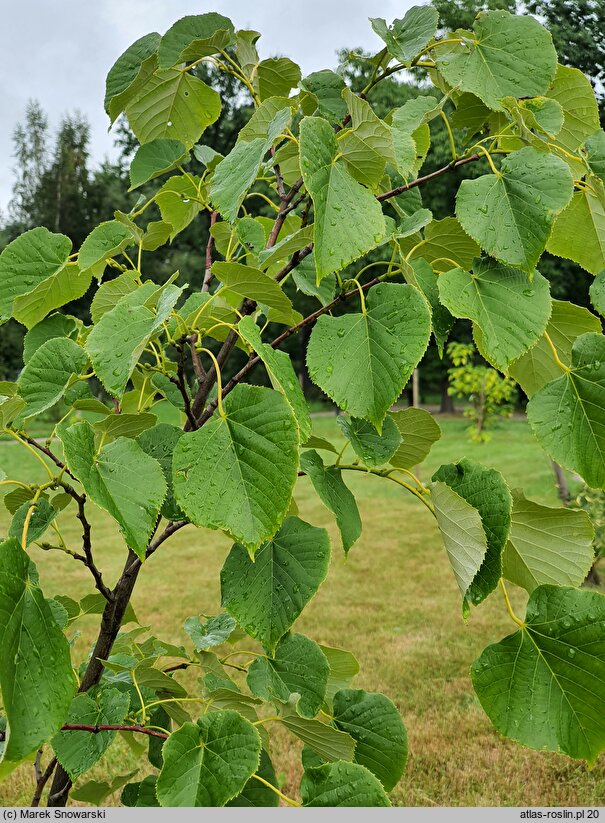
[78,220,135,278]
[211,108,290,223]
[158,13,235,67]
[336,415,401,467]
[435,10,557,111]
[221,516,330,654]
[472,585,605,764]
[90,271,138,324]
[455,147,573,273]
[400,216,480,272]
[257,226,314,270]
[502,491,594,594]
[184,614,236,651]
[227,749,279,807]
[94,413,157,441]
[438,258,552,371]
[13,264,91,330]
[122,775,160,807]
[302,435,338,454]
[126,69,221,149]
[299,116,386,281]
[509,300,601,397]
[301,71,347,122]
[306,283,430,429]
[301,761,390,807]
[156,712,261,806]
[389,407,441,469]
[547,182,605,275]
[547,65,600,155]
[340,89,395,189]
[173,384,298,553]
[321,646,360,707]
[137,423,185,521]
[281,713,355,762]
[59,421,166,558]
[212,261,300,325]
[370,6,439,64]
[85,283,182,397]
[431,481,488,603]
[0,538,75,775]
[129,138,189,189]
[300,450,362,553]
[238,96,294,143]
[0,227,71,322]
[18,338,88,417]
[256,58,301,101]
[527,333,605,488]
[156,174,204,239]
[23,314,79,363]
[292,257,336,306]
[52,688,130,781]
[9,499,57,547]
[586,130,605,183]
[247,633,329,717]
[333,689,407,791]
[71,771,139,805]
[433,459,512,606]
[238,316,311,440]
[142,220,172,251]
[590,271,605,318]
[105,32,160,124]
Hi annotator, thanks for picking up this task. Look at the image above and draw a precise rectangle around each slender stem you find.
[202,211,218,292]
[5,430,55,481]
[60,724,168,740]
[544,331,571,373]
[31,756,57,807]
[188,333,206,382]
[499,578,525,628]
[251,774,301,807]
[469,144,500,176]
[377,154,480,202]
[440,110,457,161]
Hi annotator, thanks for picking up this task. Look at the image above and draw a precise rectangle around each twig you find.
[60,724,168,740]
[60,482,113,602]
[173,340,197,429]
[18,432,77,481]
[377,154,480,201]
[202,210,218,292]
[31,756,57,807]
[188,333,206,382]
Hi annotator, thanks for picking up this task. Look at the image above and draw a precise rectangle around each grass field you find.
[0,415,603,807]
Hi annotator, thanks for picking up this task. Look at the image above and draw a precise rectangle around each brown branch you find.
[202,210,218,292]
[188,333,206,383]
[31,756,57,807]
[377,154,480,202]
[59,481,113,602]
[172,340,197,429]
[19,432,77,482]
[61,724,168,740]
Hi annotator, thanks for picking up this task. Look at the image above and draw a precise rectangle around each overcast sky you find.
[0,0,416,212]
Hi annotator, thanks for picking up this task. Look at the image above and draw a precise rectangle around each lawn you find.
[0,415,603,807]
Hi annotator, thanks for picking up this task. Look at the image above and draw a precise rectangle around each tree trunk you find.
[47,551,141,807]
[439,375,455,414]
[412,368,420,408]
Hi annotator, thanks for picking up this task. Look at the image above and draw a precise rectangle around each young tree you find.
[446,341,516,441]
[8,100,49,231]
[1,7,605,808]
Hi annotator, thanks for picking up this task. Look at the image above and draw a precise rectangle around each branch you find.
[31,756,58,807]
[19,432,77,481]
[188,333,206,383]
[376,154,480,202]
[60,724,168,740]
[202,210,218,292]
[60,481,113,602]
[172,340,197,429]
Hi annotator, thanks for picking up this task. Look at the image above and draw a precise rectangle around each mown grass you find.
[0,416,603,807]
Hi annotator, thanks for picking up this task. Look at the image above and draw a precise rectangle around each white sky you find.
[0,0,415,212]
